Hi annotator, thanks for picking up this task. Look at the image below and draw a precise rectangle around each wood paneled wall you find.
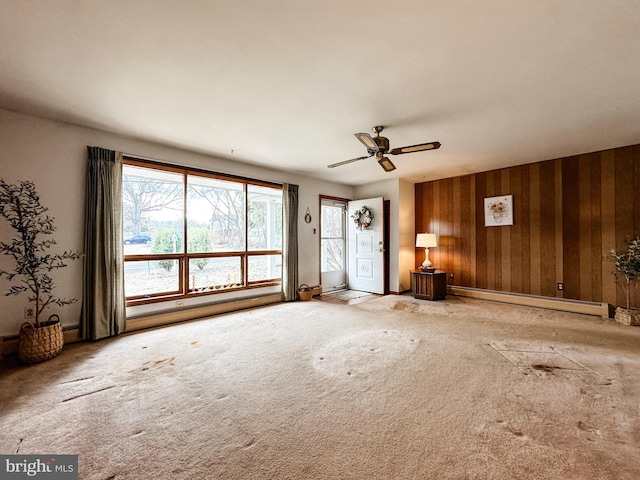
[415,144,640,307]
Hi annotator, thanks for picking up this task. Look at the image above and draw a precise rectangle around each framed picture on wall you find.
[484,195,513,226]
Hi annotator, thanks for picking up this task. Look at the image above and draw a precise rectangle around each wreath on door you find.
[351,206,374,231]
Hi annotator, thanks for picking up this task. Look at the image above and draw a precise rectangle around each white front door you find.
[347,197,384,294]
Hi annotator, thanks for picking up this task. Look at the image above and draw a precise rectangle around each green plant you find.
[152,227,180,272]
[607,236,640,310]
[0,179,82,326]
[188,228,212,270]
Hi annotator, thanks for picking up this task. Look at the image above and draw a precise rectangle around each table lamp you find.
[416,233,437,271]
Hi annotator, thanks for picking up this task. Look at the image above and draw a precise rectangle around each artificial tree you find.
[0,179,82,327]
[607,236,640,325]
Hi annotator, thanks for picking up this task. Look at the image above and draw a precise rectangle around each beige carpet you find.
[1,295,639,479]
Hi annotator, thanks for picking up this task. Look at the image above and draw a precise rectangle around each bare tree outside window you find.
[248,185,282,251]
[122,166,183,238]
[322,205,344,272]
[122,161,282,304]
[188,176,244,251]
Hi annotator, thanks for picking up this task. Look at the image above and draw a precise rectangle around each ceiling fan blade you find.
[389,141,441,155]
[354,132,380,152]
[327,154,373,168]
[377,156,396,172]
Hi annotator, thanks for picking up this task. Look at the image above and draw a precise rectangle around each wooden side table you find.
[411,270,447,301]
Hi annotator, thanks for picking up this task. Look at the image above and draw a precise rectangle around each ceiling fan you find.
[328,126,441,172]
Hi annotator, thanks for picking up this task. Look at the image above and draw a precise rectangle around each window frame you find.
[123,157,282,306]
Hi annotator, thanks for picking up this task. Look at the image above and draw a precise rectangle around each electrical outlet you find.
[557,283,564,291]
[450,273,454,279]
[24,307,35,319]
[176,300,185,307]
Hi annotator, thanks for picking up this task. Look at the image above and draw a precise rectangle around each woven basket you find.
[297,284,313,301]
[614,308,640,326]
[19,314,64,363]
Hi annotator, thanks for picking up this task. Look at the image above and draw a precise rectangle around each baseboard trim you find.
[447,286,611,318]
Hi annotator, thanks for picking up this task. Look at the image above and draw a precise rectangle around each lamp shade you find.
[416,233,437,248]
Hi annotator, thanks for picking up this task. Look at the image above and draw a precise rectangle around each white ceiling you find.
[1,1,639,186]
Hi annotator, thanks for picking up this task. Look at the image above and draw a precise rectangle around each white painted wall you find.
[397,179,416,292]
[0,109,353,336]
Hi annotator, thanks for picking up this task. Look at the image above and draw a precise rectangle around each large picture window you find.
[123,159,282,305]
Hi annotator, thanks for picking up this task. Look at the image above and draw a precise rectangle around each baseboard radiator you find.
[447,286,612,318]
[126,293,282,332]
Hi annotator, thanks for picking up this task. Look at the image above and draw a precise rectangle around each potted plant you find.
[607,236,640,326]
[0,179,82,362]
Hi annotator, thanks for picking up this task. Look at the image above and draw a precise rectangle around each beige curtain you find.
[282,183,299,301]
[80,147,126,340]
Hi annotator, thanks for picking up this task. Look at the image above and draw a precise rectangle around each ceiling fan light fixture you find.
[332,126,440,171]
[378,156,396,172]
